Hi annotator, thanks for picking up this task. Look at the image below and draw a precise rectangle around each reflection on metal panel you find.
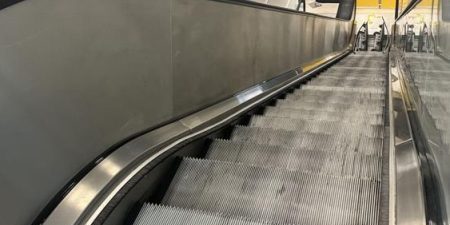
[393,0,450,223]
[390,52,427,225]
[0,0,352,224]
[248,0,300,10]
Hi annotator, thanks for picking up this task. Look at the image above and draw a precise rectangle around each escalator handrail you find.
[214,0,352,21]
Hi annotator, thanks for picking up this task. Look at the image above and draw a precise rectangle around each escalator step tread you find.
[133,204,270,225]
[327,66,386,71]
[249,115,384,138]
[337,60,386,65]
[301,85,385,94]
[308,79,385,88]
[319,71,386,77]
[230,126,383,156]
[272,104,383,114]
[313,75,386,82]
[207,139,382,180]
[283,95,385,106]
[263,106,384,124]
[135,53,388,225]
[275,99,384,112]
[293,89,385,99]
[162,158,381,225]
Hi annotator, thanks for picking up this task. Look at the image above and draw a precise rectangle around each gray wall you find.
[0,0,352,224]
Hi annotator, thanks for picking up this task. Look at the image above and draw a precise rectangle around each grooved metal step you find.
[285,93,385,105]
[336,61,386,68]
[249,116,384,138]
[301,85,385,94]
[308,78,385,88]
[409,63,450,71]
[292,89,385,100]
[286,93,385,105]
[207,139,382,180]
[337,60,386,66]
[134,204,270,225]
[327,67,385,72]
[134,53,388,225]
[416,81,450,92]
[231,126,383,156]
[411,72,450,82]
[314,75,386,82]
[162,158,381,225]
[263,107,384,125]
[320,71,386,78]
[275,99,384,112]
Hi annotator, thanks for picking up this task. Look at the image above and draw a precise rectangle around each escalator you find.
[400,53,450,223]
[132,52,388,225]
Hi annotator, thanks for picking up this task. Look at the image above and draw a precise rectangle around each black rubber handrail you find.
[214,0,352,21]
[0,0,25,10]
[2,0,354,22]
[396,0,423,21]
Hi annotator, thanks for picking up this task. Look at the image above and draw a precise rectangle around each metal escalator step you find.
[133,203,269,225]
[346,52,385,57]
[207,139,382,180]
[323,71,385,77]
[428,107,448,119]
[319,70,386,78]
[278,98,385,108]
[416,83,450,92]
[272,104,383,115]
[340,59,386,63]
[328,66,385,71]
[308,79,385,88]
[409,63,450,71]
[344,55,386,60]
[411,72,450,82]
[249,116,384,138]
[263,107,384,125]
[336,61,386,67]
[285,94,385,106]
[434,118,450,131]
[302,85,385,94]
[420,90,450,98]
[441,133,450,146]
[320,71,386,78]
[162,158,381,225]
[306,81,385,89]
[343,52,383,56]
[415,79,450,86]
[292,89,385,100]
[314,75,386,82]
[339,56,386,60]
[275,99,384,112]
[231,126,383,156]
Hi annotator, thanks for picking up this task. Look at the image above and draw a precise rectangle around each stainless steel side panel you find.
[395,141,426,225]
[390,52,427,225]
[393,0,450,223]
[0,1,352,224]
